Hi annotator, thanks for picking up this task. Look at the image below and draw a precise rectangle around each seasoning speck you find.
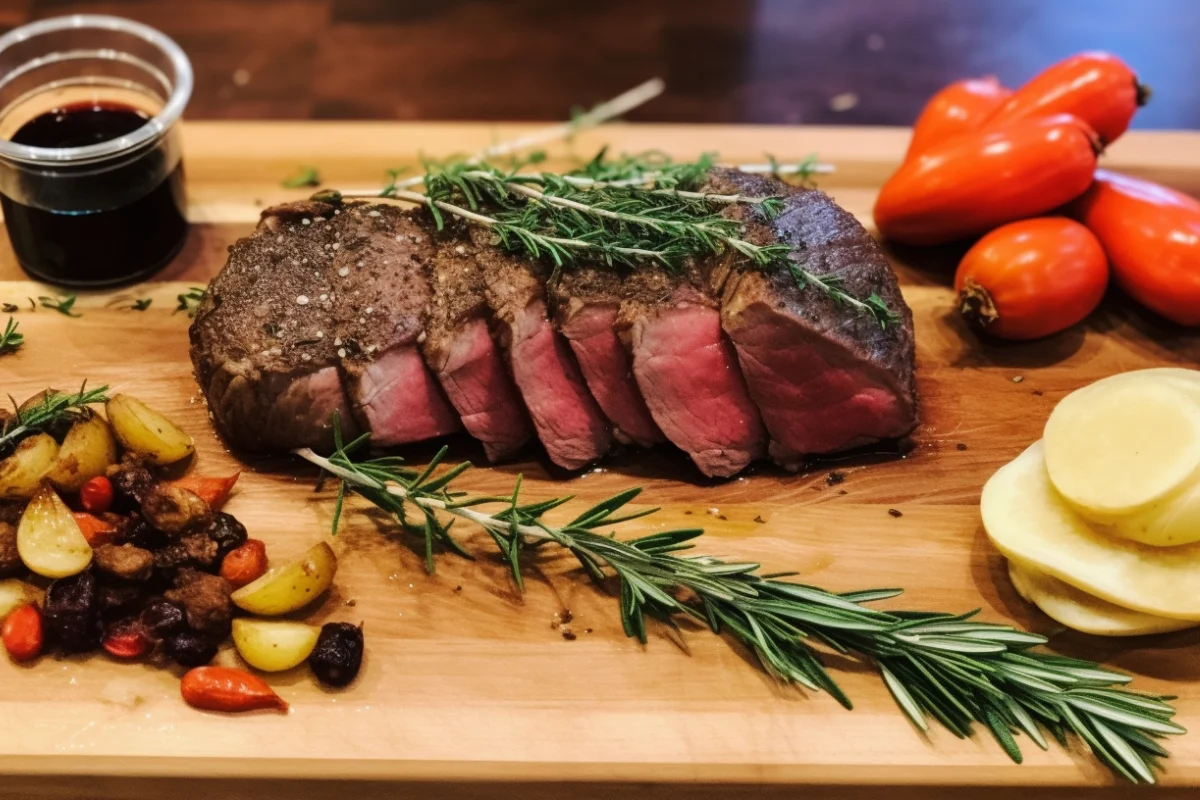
[301,218,311,226]
[455,245,467,255]
[319,293,329,301]
[368,210,381,217]
[1032,389,1044,396]
[561,630,577,641]
[826,471,846,486]
[296,295,309,305]
[706,507,720,517]
[454,585,462,593]
[332,243,340,250]
[337,267,350,277]
[753,515,766,524]
[338,348,347,358]
[888,508,903,518]
[956,443,968,451]
[1012,375,1025,383]
[334,337,343,346]
[561,609,573,624]
[344,599,357,607]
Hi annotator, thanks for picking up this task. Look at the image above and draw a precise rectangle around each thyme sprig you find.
[38,294,80,317]
[296,432,1183,784]
[411,156,898,326]
[0,383,109,457]
[0,317,22,355]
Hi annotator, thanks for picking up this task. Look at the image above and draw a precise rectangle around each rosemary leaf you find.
[38,294,80,317]
[282,166,321,188]
[0,316,23,354]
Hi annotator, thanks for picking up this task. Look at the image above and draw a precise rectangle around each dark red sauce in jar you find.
[1,101,187,288]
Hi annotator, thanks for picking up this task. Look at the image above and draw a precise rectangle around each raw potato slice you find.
[1008,561,1196,637]
[1044,369,1200,545]
[106,394,195,466]
[17,485,93,578]
[45,414,118,492]
[982,441,1200,619]
[0,433,59,499]
[1044,377,1200,521]
[231,542,337,616]
[232,619,321,672]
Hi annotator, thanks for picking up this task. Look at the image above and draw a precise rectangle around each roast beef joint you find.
[189,170,917,477]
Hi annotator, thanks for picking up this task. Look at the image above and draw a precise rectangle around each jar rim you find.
[0,15,192,165]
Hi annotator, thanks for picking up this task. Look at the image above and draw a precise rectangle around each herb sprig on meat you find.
[297,428,1183,784]
[339,149,894,327]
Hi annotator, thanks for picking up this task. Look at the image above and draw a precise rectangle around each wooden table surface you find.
[2,122,1200,800]
[4,0,1200,129]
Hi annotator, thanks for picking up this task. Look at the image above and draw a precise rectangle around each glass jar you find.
[0,15,193,288]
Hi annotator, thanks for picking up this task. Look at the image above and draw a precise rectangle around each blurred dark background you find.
[5,0,1198,127]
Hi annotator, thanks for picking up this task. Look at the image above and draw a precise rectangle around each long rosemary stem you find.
[381,188,672,265]
[294,438,1185,785]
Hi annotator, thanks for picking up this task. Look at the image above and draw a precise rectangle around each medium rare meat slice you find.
[326,207,460,446]
[549,267,663,448]
[471,232,612,470]
[617,267,765,477]
[190,199,360,452]
[423,241,533,461]
[710,169,917,469]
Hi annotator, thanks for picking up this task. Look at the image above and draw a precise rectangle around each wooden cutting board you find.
[1,122,1200,797]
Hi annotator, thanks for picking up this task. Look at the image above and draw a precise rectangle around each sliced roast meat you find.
[324,207,460,446]
[617,266,765,477]
[423,240,534,461]
[192,177,918,477]
[709,169,918,468]
[191,200,361,452]
[549,266,664,448]
[472,231,612,470]
[191,201,460,452]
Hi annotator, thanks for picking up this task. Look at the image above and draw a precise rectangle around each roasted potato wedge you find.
[106,394,194,465]
[231,542,337,616]
[17,484,92,578]
[232,619,321,672]
[0,433,59,499]
[45,414,118,493]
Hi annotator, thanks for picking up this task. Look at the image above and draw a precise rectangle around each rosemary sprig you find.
[0,317,23,355]
[296,431,1184,784]
[38,294,80,317]
[175,287,207,317]
[0,384,109,457]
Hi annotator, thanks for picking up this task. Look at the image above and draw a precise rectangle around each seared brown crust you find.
[707,168,917,419]
[190,201,436,451]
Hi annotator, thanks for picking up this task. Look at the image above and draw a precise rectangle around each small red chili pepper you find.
[168,473,241,509]
[103,626,153,660]
[2,604,44,663]
[180,667,289,713]
[79,475,114,514]
[72,512,118,547]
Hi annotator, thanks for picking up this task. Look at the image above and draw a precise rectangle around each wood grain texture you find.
[1,123,1200,794]
[7,0,1200,128]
